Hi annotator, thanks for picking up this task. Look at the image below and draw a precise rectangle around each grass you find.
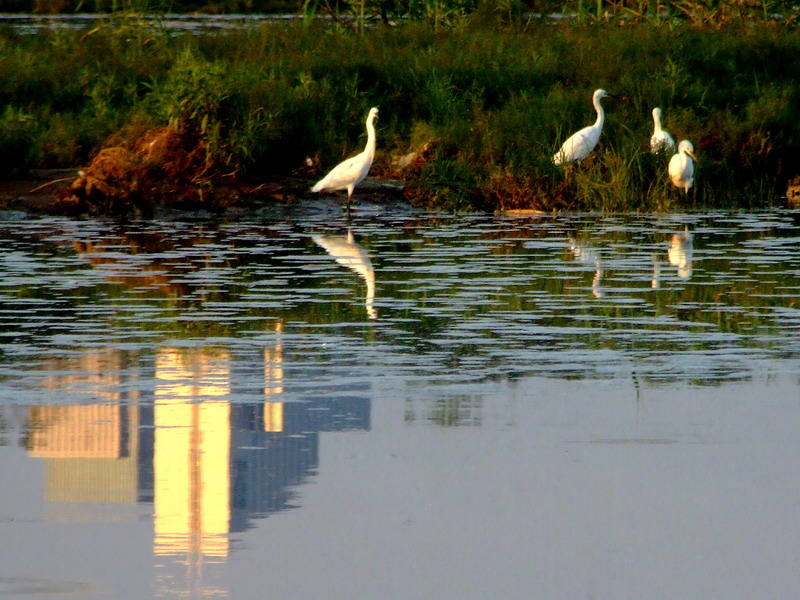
[0,16,799,211]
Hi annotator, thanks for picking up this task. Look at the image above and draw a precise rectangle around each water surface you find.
[1,207,798,599]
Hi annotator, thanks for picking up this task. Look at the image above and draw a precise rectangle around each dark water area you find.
[0,205,799,599]
[0,13,294,35]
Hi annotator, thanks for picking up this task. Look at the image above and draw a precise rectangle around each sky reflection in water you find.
[0,209,799,599]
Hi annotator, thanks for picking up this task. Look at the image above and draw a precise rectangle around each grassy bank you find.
[1,17,799,211]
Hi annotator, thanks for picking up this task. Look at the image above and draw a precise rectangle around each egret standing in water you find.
[553,89,614,165]
[668,140,697,195]
[311,107,379,211]
[650,107,676,154]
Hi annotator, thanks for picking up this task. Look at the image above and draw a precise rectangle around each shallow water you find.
[0,13,294,35]
[1,206,799,599]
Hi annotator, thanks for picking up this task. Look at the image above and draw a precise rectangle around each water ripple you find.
[0,211,799,401]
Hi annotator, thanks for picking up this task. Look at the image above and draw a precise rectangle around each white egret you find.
[311,107,379,210]
[650,107,676,154]
[553,89,613,166]
[668,140,697,195]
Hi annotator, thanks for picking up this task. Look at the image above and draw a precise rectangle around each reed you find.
[0,17,798,211]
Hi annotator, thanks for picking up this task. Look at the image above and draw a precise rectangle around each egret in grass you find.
[668,140,697,195]
[311,107,379,212]
[553,89,613,166]
[650,107,676,154]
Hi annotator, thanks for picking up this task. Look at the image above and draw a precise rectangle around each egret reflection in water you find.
[313,229,377,319]
[567,238,604,299]
[651,253,662,289]
[668,227,693,279]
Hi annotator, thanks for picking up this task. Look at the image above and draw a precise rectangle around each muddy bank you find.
[0,168,407,216]
[0,121,408,216]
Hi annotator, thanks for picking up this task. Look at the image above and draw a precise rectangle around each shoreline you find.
[0,169,408,215]
[2,22,799,212]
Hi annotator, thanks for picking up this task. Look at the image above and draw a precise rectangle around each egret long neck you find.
[653,111,662,133]
[593,98,605,129]
[364,116,377,160]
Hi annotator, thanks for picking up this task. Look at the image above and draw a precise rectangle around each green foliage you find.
[409,154,484,211]
[1,18,799,209]
[0,106,39,176]
[147,48,229,128]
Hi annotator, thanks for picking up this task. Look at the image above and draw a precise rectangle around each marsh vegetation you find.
[1,2,799,212]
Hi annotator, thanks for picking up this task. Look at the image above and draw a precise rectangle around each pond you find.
[1,204,799,599]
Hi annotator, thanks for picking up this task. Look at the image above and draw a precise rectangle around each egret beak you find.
[686,148,697,161]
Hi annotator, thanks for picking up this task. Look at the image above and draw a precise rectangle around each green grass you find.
[1,17,799,211]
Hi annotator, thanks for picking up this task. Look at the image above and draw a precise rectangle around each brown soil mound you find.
[57,125,234,216]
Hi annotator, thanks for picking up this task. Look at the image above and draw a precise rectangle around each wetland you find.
[2,7,800,598]
[1,13,799,213]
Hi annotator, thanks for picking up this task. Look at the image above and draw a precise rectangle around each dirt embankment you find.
[0,125,304,216]
[1,123,413,216]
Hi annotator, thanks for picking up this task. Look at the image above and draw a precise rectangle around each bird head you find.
[679,140,697,160]
[593,89,620,104]
[369,107,379,121]
[652,107,662,119]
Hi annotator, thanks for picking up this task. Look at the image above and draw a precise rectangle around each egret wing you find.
[312,152,367,192]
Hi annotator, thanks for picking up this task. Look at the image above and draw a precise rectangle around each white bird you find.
[650,107,676,154]
[668,140,697,195]
[553,89,613,165]
[311,107,379,210]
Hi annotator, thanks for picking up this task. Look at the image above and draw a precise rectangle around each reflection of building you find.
[26,351,140,506]
[21,337,371,564]
[153,347,232,558]
[27,405,138,504]
[229,394,370,530]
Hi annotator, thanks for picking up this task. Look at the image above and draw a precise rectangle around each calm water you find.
[1,206,799,599]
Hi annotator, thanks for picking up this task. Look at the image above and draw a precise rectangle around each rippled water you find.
[1,207,799,599]
[0,13,294,35]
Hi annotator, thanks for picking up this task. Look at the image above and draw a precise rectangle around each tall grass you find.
[0,18,798,210]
